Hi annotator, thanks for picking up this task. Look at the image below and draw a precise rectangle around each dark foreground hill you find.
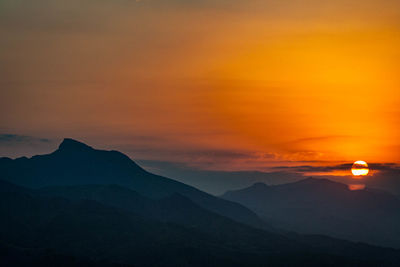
[1,180,400,267]
[222,178,400,248]
[0,138,266,229]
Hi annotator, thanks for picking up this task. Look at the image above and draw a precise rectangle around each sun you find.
[351,160,369,176]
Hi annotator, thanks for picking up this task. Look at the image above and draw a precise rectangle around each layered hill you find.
[1,180,400,266]
[222,178,400,248]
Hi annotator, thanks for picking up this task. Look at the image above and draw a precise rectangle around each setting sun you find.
[351,160,369,176]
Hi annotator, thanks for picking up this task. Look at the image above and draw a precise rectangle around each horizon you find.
[1,136,399,195]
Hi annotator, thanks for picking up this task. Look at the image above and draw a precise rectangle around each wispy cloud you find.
[271,162,400,176]
[0,134,51,144]
[283,135,355,146]
[120,145,277,171]
[0,134,55,158]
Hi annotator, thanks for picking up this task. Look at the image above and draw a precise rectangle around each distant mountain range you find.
[137,159,304,195]
[1,138,400,266]
[222,178,400,248]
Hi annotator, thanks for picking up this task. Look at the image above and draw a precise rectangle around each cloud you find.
[0,134,55,159]
[122,146,276,168]
[0,134,50,144]
[271,162,400,177]
[284,135,355,146]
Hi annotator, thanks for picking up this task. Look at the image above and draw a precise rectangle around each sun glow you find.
[348,184,366,191]
[351,160,369,176]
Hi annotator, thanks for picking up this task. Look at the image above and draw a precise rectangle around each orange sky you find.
[0,0,399,170]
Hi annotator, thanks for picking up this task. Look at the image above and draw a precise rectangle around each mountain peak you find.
[58,138,93,152]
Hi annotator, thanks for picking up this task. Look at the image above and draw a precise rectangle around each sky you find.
[1,0,399,177]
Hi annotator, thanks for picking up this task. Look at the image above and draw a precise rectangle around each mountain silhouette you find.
[0,138,265,229]
[222,177,400,248]
[2,179,400,266]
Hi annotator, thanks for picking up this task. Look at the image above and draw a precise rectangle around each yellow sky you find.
[0,0,399,169]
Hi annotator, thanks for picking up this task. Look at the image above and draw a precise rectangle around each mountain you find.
[1,180,400,266]
[221,178,400,248]
[36,184,269,234]
[0,138,265,229]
